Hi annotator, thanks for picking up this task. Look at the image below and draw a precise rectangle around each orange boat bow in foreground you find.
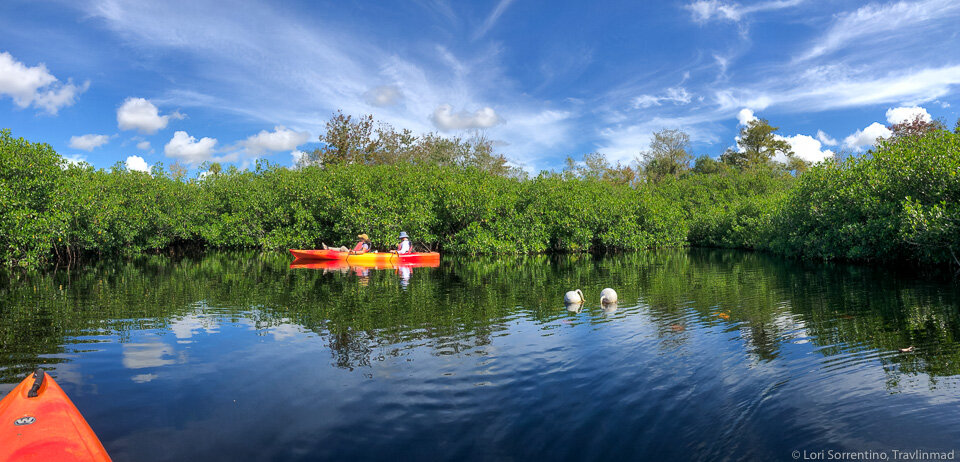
[0,370,111,462]
[289,249,440,265]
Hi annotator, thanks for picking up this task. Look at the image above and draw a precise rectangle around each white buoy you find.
[600,288,618,305]
[564,289,585,304]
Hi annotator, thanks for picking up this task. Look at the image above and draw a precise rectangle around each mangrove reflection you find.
[1,249,958,391]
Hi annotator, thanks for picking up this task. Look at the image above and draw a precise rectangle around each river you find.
[1,249,958,461]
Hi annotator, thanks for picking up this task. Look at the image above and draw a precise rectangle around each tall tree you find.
[720,119,793,169]
[563,152,637,185]
[305,111,379,166]
[637,129,691,182]
[888,115,946,140]
[302,111,523,177]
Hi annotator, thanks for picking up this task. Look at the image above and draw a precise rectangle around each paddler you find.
[395,231,412,254]
[350,234,371,254]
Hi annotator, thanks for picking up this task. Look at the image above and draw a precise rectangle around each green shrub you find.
[772,131,960,264]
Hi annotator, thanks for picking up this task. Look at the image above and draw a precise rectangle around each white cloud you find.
[291,150,307,166]
[816,130,838,146]
[843,122,892,150]
[164,131,218,165]
[686,0,803,23]
[125,155,151,172]
[737,108,757,125]
[716,65,960,114]
[885,105,931,125]
[595,113,719,165]
[431,105,501,131]
[474,0,515,39]
[69,134,110,151]
[63,154,88,166]
[633,87,692,108]
[363,84,403,107]
[798,0,960,61]
[486,109,574,171]
[75,1,557,164]
[776,134,833,163]
[0,51,88,114]
[117,97,184,134]
[242,126,311,155]
[687,0,742,22]
[136,140,151,151]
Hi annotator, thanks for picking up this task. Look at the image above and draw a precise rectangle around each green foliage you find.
[304,111,524,178]
[1,125,958,269]
[0,129,67,268]
[654,168,794,249]
[773,130,960,264]
[638,128,692,183]
[561,152,638,186]
[0,131,691,268]
[720,118,795,170]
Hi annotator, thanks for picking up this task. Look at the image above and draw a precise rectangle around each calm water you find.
[1,250,959,461]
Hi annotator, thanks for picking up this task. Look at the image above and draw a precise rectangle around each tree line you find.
[1,111,957,270]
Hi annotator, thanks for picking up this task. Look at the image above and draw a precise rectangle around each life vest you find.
[353,241,368,252]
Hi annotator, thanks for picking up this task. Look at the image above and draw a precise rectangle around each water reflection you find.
[0,250,959,460]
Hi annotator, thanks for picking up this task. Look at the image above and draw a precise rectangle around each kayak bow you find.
[0,369,111,462]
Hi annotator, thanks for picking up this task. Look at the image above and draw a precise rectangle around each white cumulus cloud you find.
[242,126,311,155]
[816,130,838,146]
[885,106,931,125]
[737,108,757,125]
[136,140,151,151]
[843,122,892,150]
[363,85,403,107]
[69,134,110,151]
[431,105,501,131]
[117,97,184,134]
[164,131,217,165]
[125,155,151,172]
[776,134,834,163]
[0,51,89,114]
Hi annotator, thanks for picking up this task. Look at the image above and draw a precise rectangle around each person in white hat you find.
[395,231,412,254]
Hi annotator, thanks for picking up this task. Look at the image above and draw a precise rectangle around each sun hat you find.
[399,231,409,239]
[357,233,369,240]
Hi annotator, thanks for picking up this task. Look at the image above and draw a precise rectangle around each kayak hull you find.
[0,370,110,462]
[290,259,440,270]
[289,249,440,264]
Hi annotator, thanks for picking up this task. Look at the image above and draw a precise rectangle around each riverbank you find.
[2,128,958,269]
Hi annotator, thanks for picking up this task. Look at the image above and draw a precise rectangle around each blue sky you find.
[2,0,960,173]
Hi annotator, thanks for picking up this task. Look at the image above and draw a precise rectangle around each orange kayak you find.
[289,249,440,264]
[290,259,440,270]
[0,370,110,461]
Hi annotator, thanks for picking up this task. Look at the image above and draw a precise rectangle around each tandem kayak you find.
[289,249,440,264]
[290,258,440,270]
[0,369,110,461]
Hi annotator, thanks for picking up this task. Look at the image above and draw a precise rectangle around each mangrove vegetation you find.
[1,111,958,269]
